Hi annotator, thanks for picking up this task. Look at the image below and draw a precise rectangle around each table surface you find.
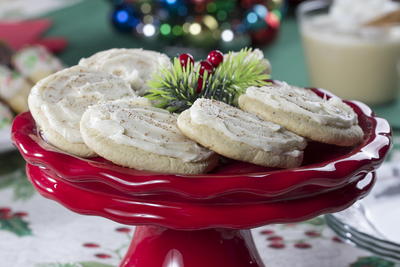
[0,1,400,266]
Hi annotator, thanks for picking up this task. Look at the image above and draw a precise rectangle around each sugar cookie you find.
[28,66,135,157]
[12,45,63,83]
[80,99,218,174]
[238,82,364,146]
[79,48,171,96]
[0,65,32,113]
[177,99,306,168]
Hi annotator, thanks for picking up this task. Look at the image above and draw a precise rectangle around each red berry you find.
[95,253,111,259]
[115,227,131,233]
[199,60,214,76]
[267,236,283,241]
[260,229,275,235]
[13,212,28,217]
[179,53,194,68]
[0,207,11,214]
[269,242,285,249]
[332,236,343,243]
[0,213,12,219]
[304,230,321,237]
[83,243,100,248]
[197,77,204,93]
[207,50,224,67]
[294,242,312,249]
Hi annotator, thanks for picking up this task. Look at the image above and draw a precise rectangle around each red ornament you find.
[207,50,224,67]
[197,60,214,93]
[197,78,204,93]
[179,53,194,69]
[250,12,280,46]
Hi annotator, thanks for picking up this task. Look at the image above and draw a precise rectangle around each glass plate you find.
[326,161,400,263]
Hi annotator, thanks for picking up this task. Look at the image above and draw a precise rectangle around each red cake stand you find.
[12,90,391,267]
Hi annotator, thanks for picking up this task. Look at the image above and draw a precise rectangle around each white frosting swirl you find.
[85,99,213,162]
[189,99,306,154]
[28,66,135,143]
[79,48,171,96]
[244,83,358,128]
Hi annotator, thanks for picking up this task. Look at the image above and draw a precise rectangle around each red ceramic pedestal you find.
[12,89,391,267]
[121,227,262,267]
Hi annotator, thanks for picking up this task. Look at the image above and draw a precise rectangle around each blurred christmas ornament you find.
[109,0,285,49]
[111,3,141,32]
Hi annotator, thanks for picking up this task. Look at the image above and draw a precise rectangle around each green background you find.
[42,0,400,128]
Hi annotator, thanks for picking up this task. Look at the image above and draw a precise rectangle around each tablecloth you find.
[0,135,399,267]
[1,0,400,266]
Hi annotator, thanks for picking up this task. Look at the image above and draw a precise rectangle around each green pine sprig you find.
[145,47,271,113]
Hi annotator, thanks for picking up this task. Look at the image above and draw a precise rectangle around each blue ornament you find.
[111,3,140,32]
[244,4,268,31]
[160,0,188,17]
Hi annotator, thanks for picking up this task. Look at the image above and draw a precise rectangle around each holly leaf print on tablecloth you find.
[350,256,395,267]
[0,151,25,175]
[0,168,35,201]
[0,211,32,236]
[302,216,325,226]
[36,262,115,267]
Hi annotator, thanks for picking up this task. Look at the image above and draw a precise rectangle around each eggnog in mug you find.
[298,0,400,105]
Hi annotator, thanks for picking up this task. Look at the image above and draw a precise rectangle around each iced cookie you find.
[238,83,364,146]
[79,48,171,96]
[0,101,13,129]
[177,99,306,168]
[0,102,13,151]
[0,65,32,113]
[28,66,136,157]
[80,99,218,174]
[12,45,64,83]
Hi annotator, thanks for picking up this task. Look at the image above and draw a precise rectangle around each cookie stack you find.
[28,48,364,175]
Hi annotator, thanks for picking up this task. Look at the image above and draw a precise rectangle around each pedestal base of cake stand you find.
[120,226,264,267]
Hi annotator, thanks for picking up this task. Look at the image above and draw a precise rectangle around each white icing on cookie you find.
[189,98,306,154]
[244,83,358,128]
[28,66,135,143]
[0,65,31,100]
[84,99,213,162]
[12,45,63,79]
[79,48,171,96]
[0,102,12,129]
